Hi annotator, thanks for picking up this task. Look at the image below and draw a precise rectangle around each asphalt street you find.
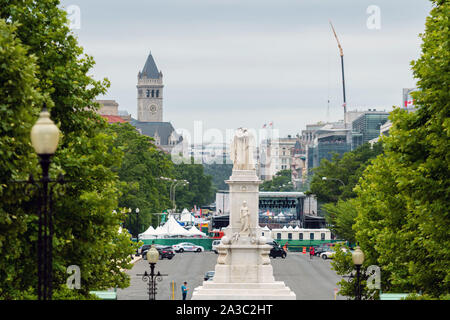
[116,251,346,300]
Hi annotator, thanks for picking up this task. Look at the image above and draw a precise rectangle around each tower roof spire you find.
[140,52,160,79]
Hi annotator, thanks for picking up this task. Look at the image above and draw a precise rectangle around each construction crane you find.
[329,20,347,127]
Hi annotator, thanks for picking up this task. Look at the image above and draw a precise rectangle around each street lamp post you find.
[138,246,167,300]
[172,180,189,213]
[352,246,365,300]
[30,106,62,300]
[135,208,140,240]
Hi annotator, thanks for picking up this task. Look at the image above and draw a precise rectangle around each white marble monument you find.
[192,128,296,300]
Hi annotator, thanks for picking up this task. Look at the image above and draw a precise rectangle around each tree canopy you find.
[351,0,449,298]
[0,0,136,299]
[260,170,294,192]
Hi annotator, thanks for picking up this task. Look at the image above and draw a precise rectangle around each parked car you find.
[266,242,287,259]
[320,247,348,260]
[172,242,204,253]
[313,246,329,257]
[204,271,215,281]
[142,245,175,260]
[212,240,221,254]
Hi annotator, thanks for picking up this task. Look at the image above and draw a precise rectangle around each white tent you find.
[139,225,156,239]
[179,211,195,223]
[186,225,207,237]
[161,216,191,237]
[262,226,271,231]
[153,226,167,238]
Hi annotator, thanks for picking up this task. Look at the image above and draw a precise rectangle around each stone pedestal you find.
[192,169,296,300]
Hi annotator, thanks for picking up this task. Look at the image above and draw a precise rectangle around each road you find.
[117,251,346,300]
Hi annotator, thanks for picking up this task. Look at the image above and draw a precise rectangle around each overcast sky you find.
[60,0,431,138]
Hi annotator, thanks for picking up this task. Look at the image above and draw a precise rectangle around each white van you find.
[211,240,221,254]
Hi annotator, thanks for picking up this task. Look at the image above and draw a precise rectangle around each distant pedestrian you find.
[309,246,315,259]
[283,242,288,251]
[181,281,188,300]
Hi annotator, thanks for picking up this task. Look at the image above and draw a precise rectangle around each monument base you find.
[191,281,296,300]
[191,237,296,300]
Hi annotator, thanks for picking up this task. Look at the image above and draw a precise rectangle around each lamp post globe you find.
[147,246,159,264]
[31,108,60,156]
[352,246,365,266]
[352,246,365,300]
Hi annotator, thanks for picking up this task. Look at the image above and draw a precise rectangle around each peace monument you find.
[191,128,296,300]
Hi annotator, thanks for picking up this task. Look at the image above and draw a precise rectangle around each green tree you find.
[105,123,174,235]
[0,0,136,299]
[173,160,215,211]
[330,243,379,300]
[353,0,450,298]
[260,170,294,192]
[309,142,383,203]
[322,199,358,244]
[202,163,233,191]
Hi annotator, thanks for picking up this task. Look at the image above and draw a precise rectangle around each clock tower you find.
[137,52,164,122]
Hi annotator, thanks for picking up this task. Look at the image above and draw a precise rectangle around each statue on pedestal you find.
[239,201,250,235]
[230,128,255,170]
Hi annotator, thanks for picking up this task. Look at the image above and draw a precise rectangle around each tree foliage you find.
[202,163,233,191]
[309,142,383,203]
[173,160,215,211]
[0,0,136,299]
[105,123,174,236]
[322,199,358,244]
[260,170,294,192]
[353,0,450,298]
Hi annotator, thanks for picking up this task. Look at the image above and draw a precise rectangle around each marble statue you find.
[239,201,250,235]
[230,128,255,170]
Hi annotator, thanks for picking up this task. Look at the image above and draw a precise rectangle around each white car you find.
[172,242,204,253]
[211,240,221,254]
[320,247,348,260]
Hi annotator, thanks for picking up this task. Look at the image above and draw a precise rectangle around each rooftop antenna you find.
[329,20,347,127]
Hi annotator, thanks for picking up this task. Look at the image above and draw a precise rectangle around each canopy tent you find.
[179,211,195,223]
[186,225,208,237]
[139,225,156,240]
[181,208,190,214]
[161,216,191,237]
[153,226,167,237]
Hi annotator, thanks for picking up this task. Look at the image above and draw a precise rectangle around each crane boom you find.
[329,20,347,126]
[329,20,344,57]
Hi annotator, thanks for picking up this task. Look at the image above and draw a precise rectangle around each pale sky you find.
[60,0,431,138]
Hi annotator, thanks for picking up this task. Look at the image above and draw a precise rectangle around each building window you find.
[277,233,281,240]
[310,233,314,240]
[156,90,159,98]
[321,233,325,240]
[299,233,303,240]
[146,90,150,97]
[288,233,292,240]
[151,90,155,97]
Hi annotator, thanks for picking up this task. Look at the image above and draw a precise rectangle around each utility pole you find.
[329,20,347,127]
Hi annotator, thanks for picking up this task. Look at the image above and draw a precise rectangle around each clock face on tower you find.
[149,105,157,113]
